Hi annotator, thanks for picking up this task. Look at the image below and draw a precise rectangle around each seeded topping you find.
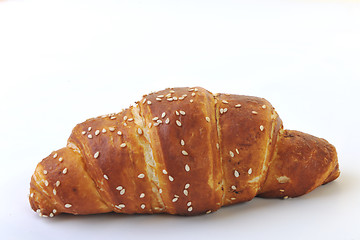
[159,189,163,194]
[206,210,212,214]
[175,111,179,116]
[231,185,236,190]
[234,170,240,178]
[116,204,125,209]
[220,108,224,114]
[152,117,159,121]
[187,206,193,212]
[182,150,189,156]
[30,193,34,198]
[223,108,228,113]
[53,153,58,158]
[56,181,60,187]
[94,151,100,159]
[222,100,229,104]
[120,143,127,148]
[170,90,175,93]
[82,131,86,135]
[229,151,234,158]
[185,183,190,189]
[110,116,116,120]
[158,95,164,98]
[191,92,196,97]
[190,99,194,103]
[104,174,109,180]
[260,125,264,131]
[140,193,145,198]
[230,197,236,200]
[179,110,186,116]
[162,169,168,174]
[62,168,68,174]
[58,157,63,162]
[235,148,239,154]
[183,189,189,196]
[137,128,143,135]
[205,117,210,122]
[156,98,162,101]
[176,120,182,127]
[117,131,122,136]
[43,170,48,175]
[185,164,190,172]
[161,112,166,118]
[167,98,173,102]
[180,139,185,146]
[284,196,289,199]
[44,180,49,186]
[52,209,57,214]
[138,173,145,179]
[280,189,285,192]
[148,123,152,128]
[95,130,100,136]
[142,98,147,104]
[147,100,152,105]
[165,118,170,124]
[120,189,126,195]
[64,204,72,208]
[87,134,93,139]
[252,111,258,115]
[49,213,54,217]
[172,197,178,202]
[102,128,107,133]
[141,204,146,209]
[187,201,192,206]
[169,175,174,181]
[248,168,253,175]
[116,186,123,190]
[53,189,57,195]
[216,143,220,149]
[235,104,242,108]
[123,116,128,121]
[262,105,266,109]
[109,127,115,132]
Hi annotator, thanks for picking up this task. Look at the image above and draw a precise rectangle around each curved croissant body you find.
[29,87,340,217]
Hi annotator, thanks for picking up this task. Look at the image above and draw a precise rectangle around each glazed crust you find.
[29,87,340,217]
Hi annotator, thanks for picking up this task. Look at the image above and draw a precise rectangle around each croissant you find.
[29,87,340,217]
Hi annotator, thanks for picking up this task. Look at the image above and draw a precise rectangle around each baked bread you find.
[29,87,340,217]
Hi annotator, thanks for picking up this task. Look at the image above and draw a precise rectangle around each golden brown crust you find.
[29,87,340,217]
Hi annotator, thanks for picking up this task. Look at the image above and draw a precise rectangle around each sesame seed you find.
[109,127,115,132]
[169,175,174,181]
[36,209,41,214]
[248,168,252,174]
[88,127,92,131]
[104,175,109,180]
[58,157,63,162]
[49,213,54,217]
[102,128,107,133]
[88,134,93,139]
[165,118,170,124]
[167,98,173,102]
[284,196,289,199]
[141,204,146,209]
[116,131,122,136]
[116,186,123,190]
[174,194,179,198]
[44,180,49,186]
[185,183,190,189]
[185,164,190,172]
[161,112,166,118]
[140,193,145,198]
[187,206,193,212]
[82,131,86,135]
[176,120,182,127]
[120,189,125,195]
[172,197,178,202]
[280,189,285,192]
[159,189,163,193]
[223,108,228,113]
[157,119,162,124]
[206,210,212,214]
[179,96,184,100]
[260,125,264,131]
[183,189,189,196]
[53,153,58,158]
[65,204,72,208]
[62,168,68,174]
[188,88,194,92]
[53,209,57,214]
[220,108,224,114]
[154,122,160,127]
[138,173,145,178]
[222,100,229,104]
[148,122,152,128]
[235,104,242,108]
[191,92,196,97]
[95,130,100,136]
[156,98,162,101]
[43,170,48,175]
[173,96,178,101]
[152,117,159,121]
[262,105,267,109]
[137,128,143,135]
[116,204,125,209]
[180,139,185,146]
[180,110,186,116]
[94,151,100,159]
[231,185,236,190]
[170,90,175,93]
[205,117,210,122]
[229,151,234,157]
[234,170,240,178]
[190,99,194,103]
[182,150,188,156]
[30,193,34,198]
[162,169,168,174]
[143,98,147,104]
[252,111,258,115]
[230,197,236,200]
[194,88,198,92]
[120,143,127,148]
[147,100,152,105]
[56,181,60,187]
[158,95,164,98]
[42,215,48,218]
[216,143,220,149]
[111,116,117,120]
[175,111,179,116]
[236,148,239,154]
[123,116,128,121]
[53,189,56,195]
[187,201,192,206]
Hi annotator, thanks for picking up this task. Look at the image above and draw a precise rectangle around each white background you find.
[0,0,359,239]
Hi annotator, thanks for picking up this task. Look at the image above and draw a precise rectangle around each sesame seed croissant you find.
[29,87,340,217]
